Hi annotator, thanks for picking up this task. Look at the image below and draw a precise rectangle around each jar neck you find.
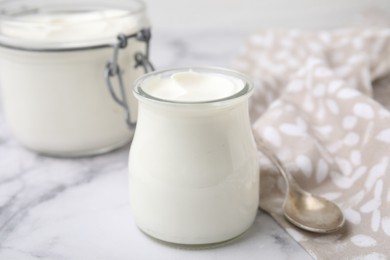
[138,98,251,118]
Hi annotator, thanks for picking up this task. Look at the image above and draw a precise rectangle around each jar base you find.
[21,136,133,158]
[136,222,253,250]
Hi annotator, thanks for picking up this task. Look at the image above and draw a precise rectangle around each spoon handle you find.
[255,138,300,190]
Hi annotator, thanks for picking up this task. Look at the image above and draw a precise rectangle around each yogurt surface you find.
[0,9,144,47]
[140,71,245,102]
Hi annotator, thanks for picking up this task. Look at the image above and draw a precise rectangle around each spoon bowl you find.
[257,139,345,233]
[283,189,345,233]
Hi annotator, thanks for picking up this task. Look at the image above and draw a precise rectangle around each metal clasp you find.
[105,28,154,129]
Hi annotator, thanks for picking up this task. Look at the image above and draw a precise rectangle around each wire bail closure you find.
[105,28,155,129]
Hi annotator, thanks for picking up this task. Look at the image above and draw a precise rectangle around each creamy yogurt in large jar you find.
[0,0,150,156]
[129,67,259,245]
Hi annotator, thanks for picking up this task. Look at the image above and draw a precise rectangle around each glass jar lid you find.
[0,0,148,51]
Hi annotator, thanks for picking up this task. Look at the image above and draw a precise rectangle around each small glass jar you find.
[129,67,259,246]
[0,0,152,156]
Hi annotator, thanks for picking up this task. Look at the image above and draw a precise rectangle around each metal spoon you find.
[257,140,345,233]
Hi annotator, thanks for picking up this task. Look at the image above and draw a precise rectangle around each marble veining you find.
[0,31,311,260]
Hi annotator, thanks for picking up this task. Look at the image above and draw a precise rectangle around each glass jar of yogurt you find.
[129,67,259,246]
[0,0,152,156]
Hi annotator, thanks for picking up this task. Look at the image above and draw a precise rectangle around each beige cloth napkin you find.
[234,28,390,259]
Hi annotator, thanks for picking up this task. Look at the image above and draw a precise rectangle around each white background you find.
[145,0,390,32]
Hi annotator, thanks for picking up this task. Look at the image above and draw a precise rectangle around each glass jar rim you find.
[133,67,254,106]
[0,0,147,51]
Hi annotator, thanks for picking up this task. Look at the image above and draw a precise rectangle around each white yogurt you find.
[142,71,245,102]
[0,9,145,46]
[0,1,149,156]
[129,68,259,245]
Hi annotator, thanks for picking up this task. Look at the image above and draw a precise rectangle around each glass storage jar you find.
[129,67,259,246]
[0,0,152,156]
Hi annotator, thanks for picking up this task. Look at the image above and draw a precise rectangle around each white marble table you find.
[0,31,311,260]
